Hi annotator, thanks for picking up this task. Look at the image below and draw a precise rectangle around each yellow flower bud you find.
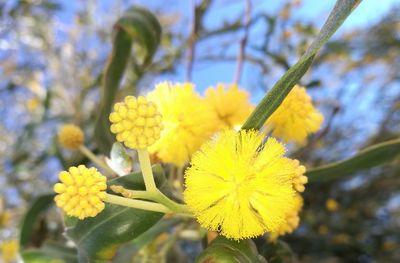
[54,165,107,220]
[109,96,163,149]
[58,124,84,150]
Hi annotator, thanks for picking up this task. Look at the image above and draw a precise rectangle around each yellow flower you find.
[269,194,303,241]
[184,129,299,240]
[58,124,84,150]
[26,98,40,111]
[291,159,307,192]
[109,96,163,149]
[266,85,323,144]
[54,165,107,220]
[326,198,339,212]
[0,239,19,263]
[205,83,253,128]
[147,82,218,166]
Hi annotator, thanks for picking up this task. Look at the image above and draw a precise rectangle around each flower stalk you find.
[79,145,114,176]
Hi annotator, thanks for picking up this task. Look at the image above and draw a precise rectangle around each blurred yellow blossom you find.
[147,82,218,166]
[266,85,323,144]
[205,83,253,129]
[326,198,339,212]
[0,239,19,263]
[58,124,84,150]
[184,129,300,240]
[54,165,107,219]
[109,95,163,149]
[26,98,40,111]
[269,194,304,241]
[318,224,329,235]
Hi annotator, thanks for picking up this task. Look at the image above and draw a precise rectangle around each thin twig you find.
[185,0,198,82]
[233,0,252,84]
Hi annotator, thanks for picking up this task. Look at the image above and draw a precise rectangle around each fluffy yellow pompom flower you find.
[58,124,84,150]
[54,165,107,220]
[269,194,304,241]
[184,129,299,240]
[0,239,19,263]
[205,83,253,128]
[109,96,163,149]
[147,82,218,166]
[266,85,323,144]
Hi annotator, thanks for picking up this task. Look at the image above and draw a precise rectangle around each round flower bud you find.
[109,96,163,149]
[58,124,84,150]
[53,165,107,220]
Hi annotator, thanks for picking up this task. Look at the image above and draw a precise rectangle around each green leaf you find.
[94,6,162,153]
[113,218,181,263]
[242,0,361,130]
[195,236,267,263]
[20,193,55,248]
[22,242,78,263]
[307,138,400,183]
[258,240,296,263]
[105,142,133,176]
[65,165,169,262]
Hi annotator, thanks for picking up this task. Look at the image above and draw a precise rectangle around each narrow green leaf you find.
[307,138,400,183]
[196,236,267,263]
[22,242,78,263]
[113,218,181,263]
[20,193,55,248]
[258,240,296,263]
[242,0,360,130]
[94,6,162,153]
[65,165,169,262]
[105,142,133,176]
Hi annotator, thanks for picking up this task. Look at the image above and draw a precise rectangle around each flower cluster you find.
[266,85,324,144]
[109,96,163,149]
[53,82,321,242]
[147,82,219,166]
[54,165,107,219]
[205,83,253,129]
[184,129,303,239]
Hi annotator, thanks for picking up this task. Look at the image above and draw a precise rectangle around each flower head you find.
[58,124,84,150]
[0,239,19,263]
[326,198,339,212]
[54,165,107,219]
[266,85,323,144]
[205,83,253,128]
[147,82,218,166]
[184,129,300,240]
[109,96,163,149]
[269,194,303,241]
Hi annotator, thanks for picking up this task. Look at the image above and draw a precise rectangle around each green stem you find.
[137,148,157,192]
[79,145,114,175]
[113,187,192,215]
[104,193,171,213]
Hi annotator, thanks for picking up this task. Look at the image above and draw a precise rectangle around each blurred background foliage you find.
[0,0,399,262]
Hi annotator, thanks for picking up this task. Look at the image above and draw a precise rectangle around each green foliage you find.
[65,165,169,262]
[22,242,78,263]
[19,193,55,248]
[242,0,361,130]
[307,138,400,183]
[196,236,267,263]
[94,6,162,153]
